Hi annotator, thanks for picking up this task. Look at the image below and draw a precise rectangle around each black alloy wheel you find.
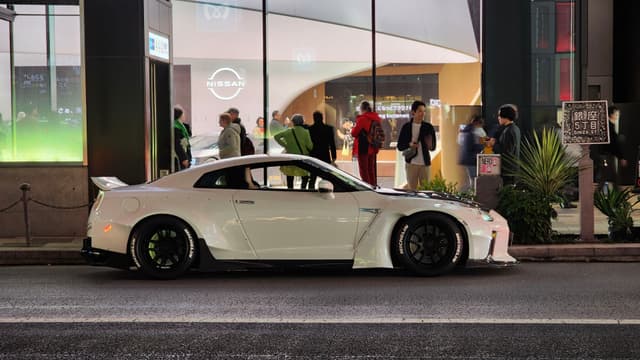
[393,213,464,276]
[131,216,196,279]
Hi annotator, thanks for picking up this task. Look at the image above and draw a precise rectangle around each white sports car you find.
[82,154,517,279]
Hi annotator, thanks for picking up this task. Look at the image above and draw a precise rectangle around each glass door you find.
[0,10,14,160]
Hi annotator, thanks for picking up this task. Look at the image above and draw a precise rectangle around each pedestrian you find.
[274,114,313,189]
[218,112,241,159]
[397,100,436,191]
[351,101,383,186]
[458,115,486,192]
[252,116,265,139]
[269,110,286,137]
[489,104,521,185]
[228,107,254,155]
[174,106,192,170]
[307,111,337,189]
[591,105,628,191]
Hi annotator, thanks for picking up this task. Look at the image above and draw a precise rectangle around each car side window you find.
[194,167,257,190]
[248,162,336,192]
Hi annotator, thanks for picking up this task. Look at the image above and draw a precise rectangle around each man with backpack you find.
[351,101,384,186]
[397,100,436,191]
[227,107,255,155]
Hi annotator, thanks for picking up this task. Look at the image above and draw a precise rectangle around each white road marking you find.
[0,317,639,324]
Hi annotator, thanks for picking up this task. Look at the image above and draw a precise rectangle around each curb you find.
[509,244,640,262]
[0,249,85,266]
[1,245,640,266]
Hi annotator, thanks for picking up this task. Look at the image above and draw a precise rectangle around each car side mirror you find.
[317,180,334,199]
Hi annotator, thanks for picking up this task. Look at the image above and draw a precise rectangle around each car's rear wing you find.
[91,177,129,191]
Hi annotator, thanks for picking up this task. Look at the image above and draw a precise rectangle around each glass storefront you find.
[0,5,82,163]
[173,0,482,184]
[0,1,578,188]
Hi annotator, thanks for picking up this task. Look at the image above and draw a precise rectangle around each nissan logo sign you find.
[206,67,245,100]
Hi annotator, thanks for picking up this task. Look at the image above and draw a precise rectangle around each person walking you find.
[218,112,241,159]
[174,106,192,170]
[591,105,628,191]
[274,114,313,189]
[397,100,436,191]
[351,101,382,186]
[307,111,337,189]
[458,115,486,192]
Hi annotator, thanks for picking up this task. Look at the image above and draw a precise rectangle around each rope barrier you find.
[30,198,90,210]
[0,200,21,213]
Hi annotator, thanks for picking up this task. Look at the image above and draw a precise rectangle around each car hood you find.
[375,187,481,209]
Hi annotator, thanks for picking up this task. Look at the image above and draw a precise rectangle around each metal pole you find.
[20,183,31,247]
[579,145,594,242]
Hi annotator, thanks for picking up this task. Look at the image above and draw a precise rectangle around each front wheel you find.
[393,213,464,276]
[130,216,196,279]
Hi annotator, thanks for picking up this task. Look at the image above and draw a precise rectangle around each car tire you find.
[392,213,464,276]
[130,216,196,279]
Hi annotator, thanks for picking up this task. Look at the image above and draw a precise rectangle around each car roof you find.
[152,154,317,188]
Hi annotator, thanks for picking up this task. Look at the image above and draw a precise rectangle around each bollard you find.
[20,183,31,247]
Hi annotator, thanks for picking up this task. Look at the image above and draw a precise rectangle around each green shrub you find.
[418,173,474,200]
[594,186,639,242]
[496,185,555,244]
[497,128,579,244]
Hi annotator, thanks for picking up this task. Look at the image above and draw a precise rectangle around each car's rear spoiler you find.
[91,177,129,191]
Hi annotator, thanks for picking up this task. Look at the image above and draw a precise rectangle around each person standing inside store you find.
[489,104,521,185]
[228,107,254,155]
[591,105,628,191]
[173,106,192,170]
[218,112,241,159]
[397,100,436,191]
[351,101,383,186]
[269,110,286,136]
[274,114,313,189]
[458,115,486,192]
[308,111,337,188]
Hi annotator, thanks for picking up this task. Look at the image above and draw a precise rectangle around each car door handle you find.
[235,200,255,205]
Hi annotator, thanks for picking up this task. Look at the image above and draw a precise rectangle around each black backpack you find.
[241,136,255,155]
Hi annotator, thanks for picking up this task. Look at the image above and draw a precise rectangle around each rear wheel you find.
[393,213,464,276]
[130,216,196,279]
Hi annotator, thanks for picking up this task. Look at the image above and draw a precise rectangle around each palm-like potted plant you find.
[497,128,580,243]
[594,186,639,242]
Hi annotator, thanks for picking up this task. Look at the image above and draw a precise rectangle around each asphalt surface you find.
[2,323,639,359]
[1,264,640,359]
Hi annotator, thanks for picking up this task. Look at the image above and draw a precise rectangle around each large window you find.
[0,5,82,163]
[172,0,481,185]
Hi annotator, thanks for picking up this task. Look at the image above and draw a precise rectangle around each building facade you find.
[0,0,638,238]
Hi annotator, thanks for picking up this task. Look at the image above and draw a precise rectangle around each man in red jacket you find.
[351,101,382,186]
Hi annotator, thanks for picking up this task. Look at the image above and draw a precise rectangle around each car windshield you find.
[304,158,373,191]
[190,135,218,150]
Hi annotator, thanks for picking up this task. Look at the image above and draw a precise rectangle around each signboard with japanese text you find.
[477,154,501,176]
[562,100,609,145]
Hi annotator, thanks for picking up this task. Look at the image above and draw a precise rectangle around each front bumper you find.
[81,237,132,269]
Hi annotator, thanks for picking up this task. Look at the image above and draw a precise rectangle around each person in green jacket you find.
[274,114,313,189]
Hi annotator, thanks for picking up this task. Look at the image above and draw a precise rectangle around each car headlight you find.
[479,210,494,222]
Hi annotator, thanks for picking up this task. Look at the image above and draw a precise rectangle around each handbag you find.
[341,142,349,157]
[402,146,417,161]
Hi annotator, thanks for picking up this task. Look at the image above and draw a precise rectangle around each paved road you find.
[1,264,639,358]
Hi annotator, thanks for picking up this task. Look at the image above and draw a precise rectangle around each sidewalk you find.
[1,199,639,265]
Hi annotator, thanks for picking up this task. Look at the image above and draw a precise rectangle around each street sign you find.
[562,100,609,145]
[477,154,501,176]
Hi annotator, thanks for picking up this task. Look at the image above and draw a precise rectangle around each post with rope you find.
[20,183,31,247]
